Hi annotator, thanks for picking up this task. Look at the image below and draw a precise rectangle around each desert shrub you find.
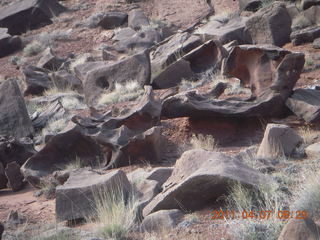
[190,134,218,151]
[23,41,45,57]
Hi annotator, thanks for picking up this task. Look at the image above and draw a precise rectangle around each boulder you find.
[0,28,21,58]
[0,222,3,239]
[143,149,271,216]
[301,0,320,10]
[55,168,132,221]
[21,127,104,188]
[305,142,320,158]
[75,49,151,106]
[238,0,262,11]
[22,66,52,96]
[0,79,34,138]
[195,16,252,45]
[0,0,66,35]
[291,26,320,46]
[151,32,202,76]
[278,218,320,240]
[0,162,7,189]
[5,162,24,191]
[257,124,302,158]
[152,40,227,89]
[113,27,137,42]
[128,9,149,31]
[49,70,83,93]
[245,2,292,47]
[87,11,127,29]
[128,167,173,187]
[313,38,320,49]
[141,209,183,233]
[37,48,64,71]
[286,89,320,123]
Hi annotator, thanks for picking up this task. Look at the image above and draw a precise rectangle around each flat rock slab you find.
[286,89,320,123]
[55,168,132,221]
[143,149,271,216]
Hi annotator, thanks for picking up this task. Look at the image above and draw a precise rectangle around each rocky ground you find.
[1,0,320,239]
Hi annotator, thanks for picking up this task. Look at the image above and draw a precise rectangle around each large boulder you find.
[150,32,202,76]
[245,2,292,47]
[286,89,320,123]
[143,149,271,216]
[278,218,320,240]
[162,45,305,119]
[128,9,149,31]
[21,127,104,187]
[56,168,132,221]
[195,16,252,45]
[152,40,227,89]
[0,0,65,35]
[257,124,302,158]
[0,28,21,58]
[0,79,34,138]
[22,66,52,96]
[75,49,151,106]
[290,26,320,46]
[141,209,183,233]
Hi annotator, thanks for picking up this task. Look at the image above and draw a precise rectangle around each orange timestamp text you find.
[211,209,308,220]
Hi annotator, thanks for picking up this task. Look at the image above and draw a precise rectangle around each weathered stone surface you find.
[245,2,292,47]
[313,37,320,49]
[291,26,320,46]
[286,89,320,123]
[141,209,183,232]
[88,11,127,29]
[305,142,320,158]
[0,79,34,138]
[49,70,83,93]
[128,8,149,31]
[151,32,202,76]
[56,169,132,221]
[22,66,52,96]
[0,162,7,189]
[257,124,302,158]
[143,149,271,216]
[37,48,64,71]
[0,0,65,35]
[75,49,151,106]
[21,127,104,187]
[278,218,320,240]
[5,162,24,191]
[152,40,227,89]
[301,0,320,10]
[195,16,252,45]
[0,28,21,58]
[238,0,262,11]
[0,222,3,239]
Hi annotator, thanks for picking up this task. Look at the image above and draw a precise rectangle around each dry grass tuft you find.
[190,134,218,151]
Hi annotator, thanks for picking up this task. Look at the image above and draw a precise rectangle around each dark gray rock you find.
[0,79,34,138]
[49,70,83,93]
[313,37,320,49]
[87,11,127,29]
[238,0,262,11]
[22,66,52,96]
[0,28,21,58]
[286,88,320,123]
[0,0,66,35]
[301,0,320,10]
[55,168,132,221]
[37,48,65,71]
[291,26,320,46]
[5,162,24,191]
[128,8,149,31]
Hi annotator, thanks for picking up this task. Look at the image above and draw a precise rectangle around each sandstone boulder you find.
[0,79,34,138]
[143,149,271,216]
[278,218,320,240]
[75,49,151,106]
[286,89,320,123]
[0,28,21,58]
[245,2,291,47]
[141,209,183,233]
[257,124,302,158]
[0,0,65,35]
[56,169,132,221]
